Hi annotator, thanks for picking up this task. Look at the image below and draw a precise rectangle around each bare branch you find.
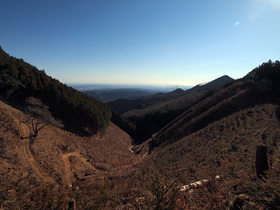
[20,97,64,140]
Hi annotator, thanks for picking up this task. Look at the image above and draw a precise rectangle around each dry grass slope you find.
[0,100,143,209]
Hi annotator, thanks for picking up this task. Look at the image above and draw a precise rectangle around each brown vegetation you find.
[1,59,280,209]
[0,100,139,209]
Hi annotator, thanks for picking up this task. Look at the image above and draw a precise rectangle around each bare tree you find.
[143,174,180,210]
[21,97,63,139]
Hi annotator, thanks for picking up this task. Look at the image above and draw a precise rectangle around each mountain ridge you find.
[151,60,280,148]
[108,75,234,116]
[1,47,280,208]
[84,88,158,102]
[109,75,234,142]
[0,47,112,135]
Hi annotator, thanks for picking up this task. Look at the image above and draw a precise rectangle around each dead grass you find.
[1,99,280,209]
[0,100,142,209]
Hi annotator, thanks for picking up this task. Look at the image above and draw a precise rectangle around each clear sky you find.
[1,0,280,86]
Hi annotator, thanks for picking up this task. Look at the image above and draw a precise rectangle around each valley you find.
[1,47,280,209]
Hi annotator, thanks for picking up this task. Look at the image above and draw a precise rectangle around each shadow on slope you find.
[111,76,234,143]
[152,60,280,148]
[0,47,112,136]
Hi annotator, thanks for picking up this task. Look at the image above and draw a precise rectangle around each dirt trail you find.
[129,146,134,153]
[18,122,55,183]
[1,101,141,187]
[22,139,55,183]
[18,122,54,182]
[18,120,32,139]
[0,101,55,183]
[61,151,97,187]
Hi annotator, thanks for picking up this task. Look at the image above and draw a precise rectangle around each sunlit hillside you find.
[1,47,280,209]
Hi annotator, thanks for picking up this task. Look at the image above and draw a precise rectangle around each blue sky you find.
[1,0,280,86]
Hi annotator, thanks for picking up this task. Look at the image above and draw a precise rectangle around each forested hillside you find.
[0,47,112,135]
[84,88,157,102]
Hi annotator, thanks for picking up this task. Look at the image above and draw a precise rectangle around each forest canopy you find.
[0,47,112,135]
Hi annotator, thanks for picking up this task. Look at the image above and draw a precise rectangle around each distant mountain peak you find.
[220,75,232,79]
[211,75,233,82]
[171,88,184,93]
[193,75,234,90]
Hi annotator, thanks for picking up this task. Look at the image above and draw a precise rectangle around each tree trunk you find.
[256,145,269,178]
[68,200,76,210]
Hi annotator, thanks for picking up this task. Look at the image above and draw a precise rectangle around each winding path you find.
[2,102,56,183]
[1,101,135,188]
[22,139,55,183]
[61,151,97,187]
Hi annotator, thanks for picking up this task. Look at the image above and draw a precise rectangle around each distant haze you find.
[70,83,192,93]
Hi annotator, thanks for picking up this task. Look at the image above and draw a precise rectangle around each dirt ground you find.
[0,100,148,208]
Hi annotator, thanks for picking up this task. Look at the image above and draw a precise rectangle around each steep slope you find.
[0,47,112,135]
[134,63,280,208]
[108,75,233,115]
[2,60,280,209]
[140,103,280,209]
[148,104,280,180]
[152,60,280,148]
[110,75,234,142]
[0,100,136,209]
